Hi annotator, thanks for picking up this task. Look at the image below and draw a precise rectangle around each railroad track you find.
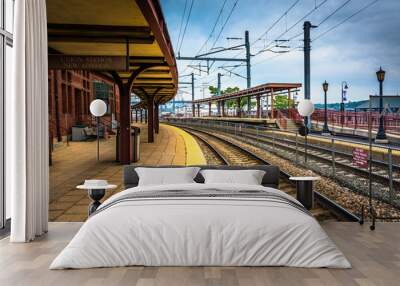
[171,121,399,208]
[181,126,359,222]
[242,128,400,187]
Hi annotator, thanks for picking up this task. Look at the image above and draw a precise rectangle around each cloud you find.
[162,0,400,103]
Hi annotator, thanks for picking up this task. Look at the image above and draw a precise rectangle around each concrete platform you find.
[198,116,277,125]
[1,222,399,286]
[49,123,205,222]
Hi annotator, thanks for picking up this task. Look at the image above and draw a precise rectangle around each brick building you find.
[48,70,120,142]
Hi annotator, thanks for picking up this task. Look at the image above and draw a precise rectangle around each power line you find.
[195,0,228,56]
[251,0,301,47]
[175,0,188,50]
[258,0,329,54]
[313,0,379,42]
[177,0,195,53]
[181,0,228,75]
[221,0,329,75]
[210,0,240,50]
[317,0,352,26]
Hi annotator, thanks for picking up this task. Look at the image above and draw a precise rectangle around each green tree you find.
[274,95,294,110]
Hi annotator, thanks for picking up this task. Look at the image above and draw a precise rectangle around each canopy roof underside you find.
[47,0,178,104]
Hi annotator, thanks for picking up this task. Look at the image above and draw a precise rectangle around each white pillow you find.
[200,169,265,185]
[136,167,200,186]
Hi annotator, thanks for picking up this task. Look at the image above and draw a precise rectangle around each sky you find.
[161,0,400,104]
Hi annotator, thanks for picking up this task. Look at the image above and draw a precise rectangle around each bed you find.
[50,165,351,269]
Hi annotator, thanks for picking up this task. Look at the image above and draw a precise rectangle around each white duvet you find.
[50,183,351,269]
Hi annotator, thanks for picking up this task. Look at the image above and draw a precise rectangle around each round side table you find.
[289,177,320,210]
[77,184,117,216]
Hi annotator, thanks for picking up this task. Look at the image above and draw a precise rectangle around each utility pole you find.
[177,30,251,93]
[191,73,195,101]
[179,73,195,116]
[217,72,222,116]
[303,21,317,128]
[245,30,251,113]
[217,73,222,96]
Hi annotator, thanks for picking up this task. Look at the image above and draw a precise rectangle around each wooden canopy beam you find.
[48,23,154,44]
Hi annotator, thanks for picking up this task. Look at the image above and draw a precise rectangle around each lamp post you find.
[375,67,388,143]
[322,81,330,135]
[297,99,315,163]
[340,81,349,127]
[90,99,107,161]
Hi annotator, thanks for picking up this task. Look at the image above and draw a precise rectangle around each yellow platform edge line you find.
[164,124,207,165]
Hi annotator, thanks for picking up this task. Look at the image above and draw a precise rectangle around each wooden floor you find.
[49,123,204,222]
[0,222,399,286]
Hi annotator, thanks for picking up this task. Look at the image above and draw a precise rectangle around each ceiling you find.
[46,0,178,105]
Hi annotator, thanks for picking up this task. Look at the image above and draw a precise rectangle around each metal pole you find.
[245,30,251,113]
[368,96,375,230]
[331,138,336,177]
[304,133,308,163]
[376,79,387,141]
[191,73,195,102]
[322,87,330,134]
[388,148,393,202]
[295,132,299,163]
[303,21,316,128]
[96,116,100,161]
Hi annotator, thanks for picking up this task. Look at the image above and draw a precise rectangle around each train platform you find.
[49,123,206,222]
[197,116,277,125]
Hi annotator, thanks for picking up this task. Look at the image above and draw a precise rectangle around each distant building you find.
[354,95,400,113]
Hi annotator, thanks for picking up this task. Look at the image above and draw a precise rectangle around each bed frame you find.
[123,165,280,189]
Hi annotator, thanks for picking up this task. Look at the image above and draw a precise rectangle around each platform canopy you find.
[46,0,178,104]
[192,83,302,104]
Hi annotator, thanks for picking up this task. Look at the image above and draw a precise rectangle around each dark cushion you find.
[123,165,280,189]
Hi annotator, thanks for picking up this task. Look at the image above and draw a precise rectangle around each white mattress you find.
[50,183,351,269]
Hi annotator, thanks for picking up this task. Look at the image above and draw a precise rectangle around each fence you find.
[291,108,400,135]
[165,117,400,208]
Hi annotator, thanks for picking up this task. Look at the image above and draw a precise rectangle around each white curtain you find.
[8,0,49,242]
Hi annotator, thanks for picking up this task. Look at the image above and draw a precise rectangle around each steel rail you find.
[233,128,400,189]
[176,124,360,222]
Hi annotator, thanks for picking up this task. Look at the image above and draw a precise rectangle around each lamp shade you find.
[297,99,315,117]
[322,81,329,92]
[376,67,385,82]
[90,99,107,117]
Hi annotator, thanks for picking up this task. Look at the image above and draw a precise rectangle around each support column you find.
[256,95,261,118]
[237,98,241,117]
[288,89,291,109]
[140,109,143,123]
[147,95,154,143]
[192,104,195,117]
[144,109,148,123]
[197,104,200,117]
[222,100,225,117]
[208,101,212,117]
[119,82,132,164]
[217,101,221,116]
[135,109,138,123]
[271,88,275,119]
[154,103,159,134]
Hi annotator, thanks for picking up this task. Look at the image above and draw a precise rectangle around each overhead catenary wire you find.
[175,0,188,50]
[177,0,195,54]
[251,0,302,47]
[181,0,229,75]
[313,0,379,42]
[195,0,229,56]
[221,0,329,76]
[210,0,240,50]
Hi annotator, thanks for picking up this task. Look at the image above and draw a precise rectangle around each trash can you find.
[72,124,87,141]
[131,126,141,162]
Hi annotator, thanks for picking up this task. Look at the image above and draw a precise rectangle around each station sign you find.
[352,148,368,169]
[48,55,127,71]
